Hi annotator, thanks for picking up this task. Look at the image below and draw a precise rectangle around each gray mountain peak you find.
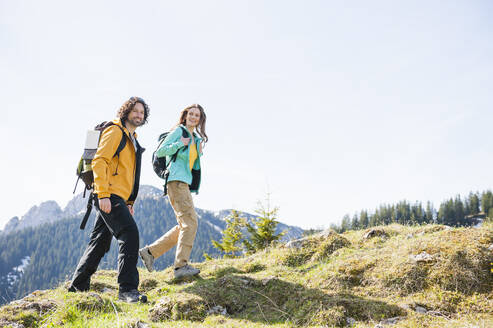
[2,216,20,234]
[16,201,63,231]
[63,192,89,217]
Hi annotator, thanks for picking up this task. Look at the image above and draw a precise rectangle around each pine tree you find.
[243,195,285,253]
[469,192,480,215]
[350,213,360,230]
[368,212,378,227]
[438,198,455,226]
[329,223,342,233]
[340,214,351,232]
[211,210,247,258]
[454,195,465,226]
[359,210,369,228]
[481,191,493,216]
[425,201,434,223]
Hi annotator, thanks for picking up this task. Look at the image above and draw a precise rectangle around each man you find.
[68,97,149,303]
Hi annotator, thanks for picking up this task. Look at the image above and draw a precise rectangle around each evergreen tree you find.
[211,210,247,258]
[425,201,435,223]
[437,198,455,226]
[243,195,285,252]
[329,223,341,233]
[481,191,493,216]
[368,212,378,227]
[454,195,466,226]
[469,192,480,215]
[350,213,360,230]
[340,214,351,232]
[359,210,369,228]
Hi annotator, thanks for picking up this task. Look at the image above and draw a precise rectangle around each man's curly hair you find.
[117,96,150,125]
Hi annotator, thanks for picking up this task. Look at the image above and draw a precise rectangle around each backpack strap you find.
[162,127,189,196]
[114,125,127,156]
[167,126,188,166]
[80,193,95,230]
[99,121,127,158]
[110,124,127,176]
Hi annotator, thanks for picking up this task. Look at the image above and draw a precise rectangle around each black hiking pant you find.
[68,194,139,293]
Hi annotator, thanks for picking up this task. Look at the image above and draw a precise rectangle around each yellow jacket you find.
[92,119,143,205]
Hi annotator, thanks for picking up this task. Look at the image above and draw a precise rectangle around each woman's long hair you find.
[176,104,208,143]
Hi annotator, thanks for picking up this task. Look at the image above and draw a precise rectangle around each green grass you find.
[1,222,492,327]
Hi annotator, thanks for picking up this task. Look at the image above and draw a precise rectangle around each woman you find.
[139,104,208,279]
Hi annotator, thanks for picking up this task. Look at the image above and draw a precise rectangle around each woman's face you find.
[186,107,201,128]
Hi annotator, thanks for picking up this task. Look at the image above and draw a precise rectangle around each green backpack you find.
[73,121,126,229]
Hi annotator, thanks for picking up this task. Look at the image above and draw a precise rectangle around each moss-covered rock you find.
[149,294,207,322]
[281,233,350,267]
[139,278,158,292]
[312,234,351,261]
[307,306,346,327]
[65,292,119,313]
[363,228,389,240]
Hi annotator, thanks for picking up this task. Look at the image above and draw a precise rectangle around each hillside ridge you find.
[0,188,303,306]
[1,222,491,328]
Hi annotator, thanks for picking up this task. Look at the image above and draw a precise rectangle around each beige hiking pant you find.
[147,181,198,268]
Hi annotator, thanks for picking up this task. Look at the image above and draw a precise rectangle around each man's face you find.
[127,103,145,127]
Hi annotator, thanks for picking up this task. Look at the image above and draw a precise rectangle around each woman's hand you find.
[181,136,190,146]
[199,141,204,155]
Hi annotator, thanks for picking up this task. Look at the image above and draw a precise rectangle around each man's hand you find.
[99,198,111,213]
[181,136,190,146]
[128,204,134,216]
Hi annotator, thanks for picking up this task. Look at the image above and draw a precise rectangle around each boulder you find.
[379,316,406,325]
[125,320,151,328]
[149,294,207,322]
[318,229,337,238]
[410,251,434,263]
[261,276,277,286]
[363,228,388,239]
[0,318,25,328]
[285,237,309,249]
[207,305,227,316]
[9,298,57,315]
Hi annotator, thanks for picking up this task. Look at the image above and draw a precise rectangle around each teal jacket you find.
[156,125,203,193]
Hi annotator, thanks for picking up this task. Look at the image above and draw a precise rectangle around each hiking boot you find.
[139,246,154,272]
[174,264,200,279]
[67,283,89,292]
[118,289,147,303]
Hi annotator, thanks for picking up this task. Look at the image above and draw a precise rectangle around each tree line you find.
[332,190,493,232]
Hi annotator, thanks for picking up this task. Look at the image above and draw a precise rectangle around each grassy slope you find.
[1,223,492,328]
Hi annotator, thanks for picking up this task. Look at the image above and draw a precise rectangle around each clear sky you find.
[1,0,492,230]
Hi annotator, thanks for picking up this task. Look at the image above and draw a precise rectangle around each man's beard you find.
[128,118,143,127]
